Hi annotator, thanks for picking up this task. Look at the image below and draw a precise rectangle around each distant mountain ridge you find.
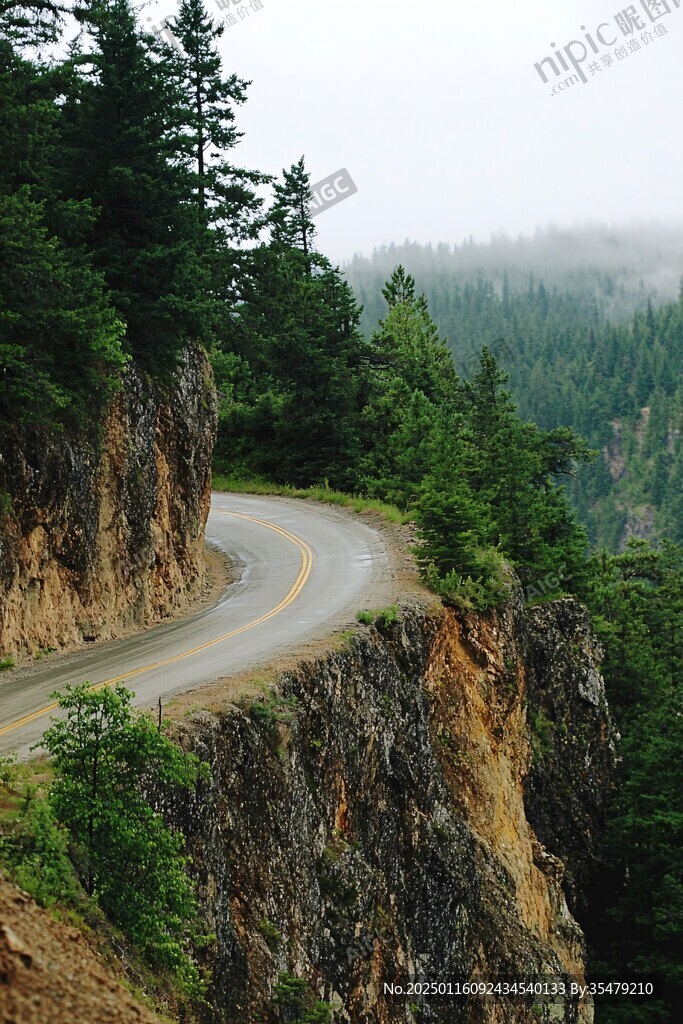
[345,223,683,325]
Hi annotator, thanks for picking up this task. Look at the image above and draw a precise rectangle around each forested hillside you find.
[1,4,681,1023]
[345,226,683,323]
[346,241,683,549]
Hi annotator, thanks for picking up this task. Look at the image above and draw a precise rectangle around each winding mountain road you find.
[0,493,388,756]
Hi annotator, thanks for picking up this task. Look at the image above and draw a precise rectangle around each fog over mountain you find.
[344,222,683,324]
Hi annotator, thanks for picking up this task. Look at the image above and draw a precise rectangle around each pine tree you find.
[0,0,63,47]
[381,264,416,308]
[584,542,683,1024]
[212,158,366,487]
[270,156,316,266]
[358,270,460,501]
[456,350,592,585]
[0,19,125,428]
[58,0,208,370]
[168,0,269,241]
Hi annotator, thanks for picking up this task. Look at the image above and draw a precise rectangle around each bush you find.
[259,917,281,952]
[42,683,208,995]
[0,754,18,788]
[529,708,555,764]
[420,553,508,612]
[356,605,401,628]
[249,692,298,729]
[0,798,78,907]
[376,605,400,628]
[271,971,334,1023]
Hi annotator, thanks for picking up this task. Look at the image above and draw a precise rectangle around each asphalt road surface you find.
[0,493,387,757]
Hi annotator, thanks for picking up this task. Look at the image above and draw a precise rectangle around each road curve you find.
[0,493,387,756]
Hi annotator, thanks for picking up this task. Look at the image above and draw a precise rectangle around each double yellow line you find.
[0,511,314,739]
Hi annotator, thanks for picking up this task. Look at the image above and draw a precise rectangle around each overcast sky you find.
[148,0,683,264]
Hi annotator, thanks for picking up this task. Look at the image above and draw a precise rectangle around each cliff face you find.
[164,591,615,1024]
[0,346,217,659]
[523,601,616,918]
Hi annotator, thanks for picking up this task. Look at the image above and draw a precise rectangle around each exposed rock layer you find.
[0,346,216,659]
[164,593,615,1024]
[523,600,616,917]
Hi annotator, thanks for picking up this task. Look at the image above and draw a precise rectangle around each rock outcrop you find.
[0,346,217,659]
[523,600,616,917]
[162,592,615,1024]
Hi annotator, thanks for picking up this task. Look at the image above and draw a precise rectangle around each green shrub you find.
[249,692,298,729]
[0,798,78,907]
[420,555,508,612]
[0,754,18,788]
[42,682,208,996]
[356,605,400,628]
[530,708,555,763]
[259,917,281,952]
[271,971,334,1023]
[376,605,400,628]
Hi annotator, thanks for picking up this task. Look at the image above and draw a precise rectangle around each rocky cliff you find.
[523,601,616,918]
[163,589,615,1024]
[0,345,217,660]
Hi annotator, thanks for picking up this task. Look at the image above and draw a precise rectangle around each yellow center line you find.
[0,511,314,738]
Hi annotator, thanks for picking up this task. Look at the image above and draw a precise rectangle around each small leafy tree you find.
[42,683,206,992]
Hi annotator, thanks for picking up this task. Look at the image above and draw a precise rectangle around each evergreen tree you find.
[455,350,593,585]
[381,264,416,307]
[584,542,683,1023]
[358,268,459,503]
[59,0,208,370]
[0,19,125,428]
[168,0,269,241]
[271,155,316,265]
[213,159,365,487]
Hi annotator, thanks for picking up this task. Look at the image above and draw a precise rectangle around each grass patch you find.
[356,605,401,629]
[212,473,410,526]
[249,690,298,730]
[33,645,57,661]
[336,629,356,648]
[0,656,15,671]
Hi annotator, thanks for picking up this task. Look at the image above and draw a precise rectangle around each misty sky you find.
[147,0,683,264]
